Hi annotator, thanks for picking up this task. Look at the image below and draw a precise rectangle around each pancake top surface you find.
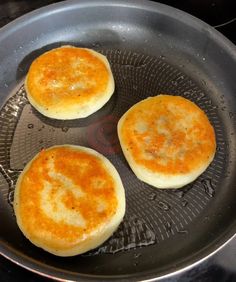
[26,46,110,109]
[16,146,119,251]
[119,95,216,175]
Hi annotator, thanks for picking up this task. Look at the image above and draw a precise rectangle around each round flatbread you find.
[118,95,216,189]
[14,145,125,256]
[25,46,114,119]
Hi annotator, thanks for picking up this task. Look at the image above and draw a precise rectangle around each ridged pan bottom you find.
[0,49,228,255]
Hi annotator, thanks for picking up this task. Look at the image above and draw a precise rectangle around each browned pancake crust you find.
[17,146,118,250]
[119,95,216,175]
[26,46,111,116]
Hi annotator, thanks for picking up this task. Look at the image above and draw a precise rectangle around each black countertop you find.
[0,1,236,281]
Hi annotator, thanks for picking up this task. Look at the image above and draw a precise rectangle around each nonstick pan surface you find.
[1,0,236,281]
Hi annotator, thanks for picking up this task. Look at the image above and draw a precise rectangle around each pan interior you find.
[1,47,235,278]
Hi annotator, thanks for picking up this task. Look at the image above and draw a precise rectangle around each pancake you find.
[25,46,114,119]
[13,145,125,256]
[118,95,216,189]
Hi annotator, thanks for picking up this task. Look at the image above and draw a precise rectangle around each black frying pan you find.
[0,0,236,281]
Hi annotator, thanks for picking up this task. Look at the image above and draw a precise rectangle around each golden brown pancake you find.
[25,46,114,119]
[13,145,125,256]
[118,95,216,189]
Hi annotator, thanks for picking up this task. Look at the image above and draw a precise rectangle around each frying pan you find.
[0,0,236,281]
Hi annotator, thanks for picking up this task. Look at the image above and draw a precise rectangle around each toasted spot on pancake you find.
[118,95,216,189]
[25,46,114,119]
[14,145,125,256]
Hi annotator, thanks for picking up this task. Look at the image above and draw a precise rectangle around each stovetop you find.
[0,1,236,281]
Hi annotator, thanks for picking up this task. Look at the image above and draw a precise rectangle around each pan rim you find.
[0,0,236,53]
[0,0,236,281]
